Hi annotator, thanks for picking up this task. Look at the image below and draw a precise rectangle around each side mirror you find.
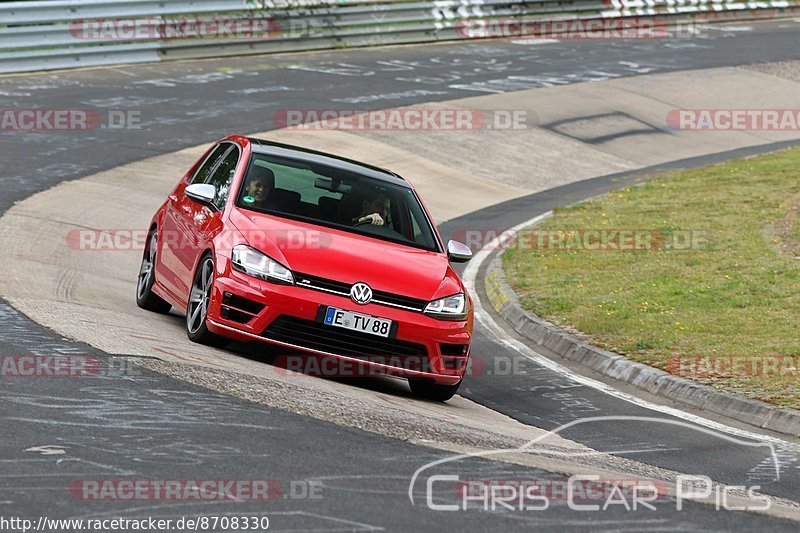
[185,183,218,210]
[447,240,473,263]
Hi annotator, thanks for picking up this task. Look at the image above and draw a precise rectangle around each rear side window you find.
[190,144,229,185]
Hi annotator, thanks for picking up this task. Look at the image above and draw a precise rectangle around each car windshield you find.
[236,154,441,252]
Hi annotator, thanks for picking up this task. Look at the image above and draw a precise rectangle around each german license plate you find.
[323,307,392,338]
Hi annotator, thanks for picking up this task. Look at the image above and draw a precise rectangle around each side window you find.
[207,147,240,209]
[190,144,229,185]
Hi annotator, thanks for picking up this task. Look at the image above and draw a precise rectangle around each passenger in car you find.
[354,193,391,226]
[242,166,275,209]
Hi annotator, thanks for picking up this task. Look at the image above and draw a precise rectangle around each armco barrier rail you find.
[1,0,799,74]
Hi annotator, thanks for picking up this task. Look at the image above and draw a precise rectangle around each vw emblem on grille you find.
[350,282,373,305]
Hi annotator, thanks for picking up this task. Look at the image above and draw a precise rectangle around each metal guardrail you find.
[1,0,798,74]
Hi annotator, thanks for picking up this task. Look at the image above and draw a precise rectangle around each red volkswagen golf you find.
[136,135,474,401]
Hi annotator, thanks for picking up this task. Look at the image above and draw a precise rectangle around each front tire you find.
[136,229,172,314]
[409,378,462,402]
[186,255,227,347]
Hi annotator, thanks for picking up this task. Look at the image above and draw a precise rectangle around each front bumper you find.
[206,253,472,385]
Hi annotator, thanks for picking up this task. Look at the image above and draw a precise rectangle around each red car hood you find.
[230,209,457,300]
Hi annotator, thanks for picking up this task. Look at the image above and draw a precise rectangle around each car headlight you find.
[232,245,294,285]
[424,293,468,321]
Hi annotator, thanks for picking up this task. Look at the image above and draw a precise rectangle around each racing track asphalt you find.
[2,21,800,530]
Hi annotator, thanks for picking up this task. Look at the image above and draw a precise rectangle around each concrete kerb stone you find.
[651,376,714,409]
[483,254,800,438]
[762,409,800,436]
[702,392,780,429]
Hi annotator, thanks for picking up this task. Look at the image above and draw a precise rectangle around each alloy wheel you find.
[187,257,213,334]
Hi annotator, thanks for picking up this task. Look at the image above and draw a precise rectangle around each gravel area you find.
[745,60,800,83]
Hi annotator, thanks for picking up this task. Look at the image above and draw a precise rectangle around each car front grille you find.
[261,315,429,371]
[294,272,429,312]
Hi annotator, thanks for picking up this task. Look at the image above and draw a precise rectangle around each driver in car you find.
[354,193,391,226]
[242,166,275,209]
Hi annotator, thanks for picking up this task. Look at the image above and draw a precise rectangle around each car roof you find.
[247,137,410,188]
